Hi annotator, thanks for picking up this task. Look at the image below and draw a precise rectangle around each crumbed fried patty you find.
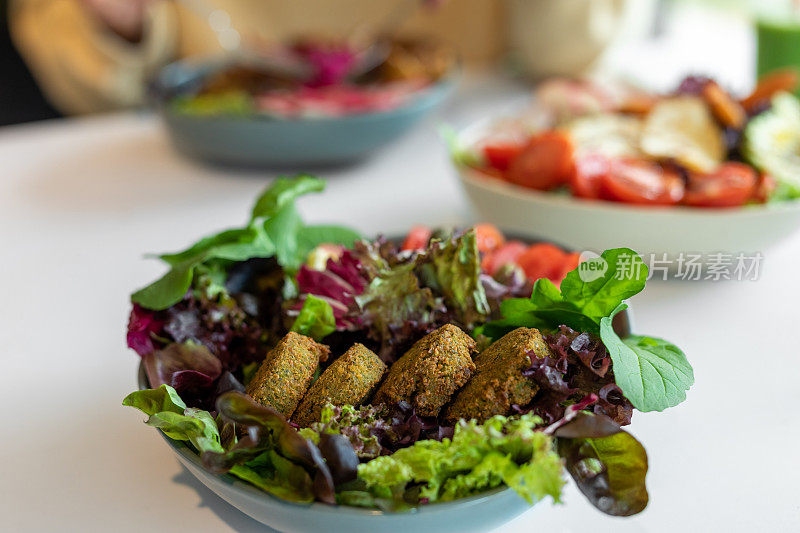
[293,343,388,427]
[245,332,330,418]
[444,327,552,423]
[372,324,476,417]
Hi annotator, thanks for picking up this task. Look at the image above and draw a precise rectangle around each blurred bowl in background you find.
[454,120,800,264]
[150,58,456,168]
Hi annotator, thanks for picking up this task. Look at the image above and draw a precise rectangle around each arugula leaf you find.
[250,175,325,221]
[600,305,694,412]
[560,248,648,322]
[131,261,196,311]
[291,295,336,341]
[130,175,360,310]
[297,225,362,259]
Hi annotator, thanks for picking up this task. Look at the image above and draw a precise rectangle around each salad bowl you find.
[124,176,689,533]
[141,360,532,533]
[454,120,800,264]
[151,58,456,168]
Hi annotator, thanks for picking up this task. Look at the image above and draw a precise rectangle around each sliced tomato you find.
[481,240,527,276]
[601,159,685,205]
[516,243,569,283]
[683,162,758,208]
[554,252,582,285]
[473,223,506,253]
[483,143,524,172]
[506,132,576,191]
[401,225,432,251]
[570,153,610,199]
[753,173,777,204]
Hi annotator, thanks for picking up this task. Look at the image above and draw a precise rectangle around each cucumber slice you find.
[743,92,800,200]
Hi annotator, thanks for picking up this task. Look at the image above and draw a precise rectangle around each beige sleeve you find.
[9,0,179,115]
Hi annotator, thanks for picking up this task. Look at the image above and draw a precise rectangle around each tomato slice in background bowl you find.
[570,153,610,199]
[506,132,576,191]
[482,143,524,172]
[683,162,758,208]
[601,158,685,205]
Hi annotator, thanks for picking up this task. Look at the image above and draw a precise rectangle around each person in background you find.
[0,0,60,124]
[8,0,505,115]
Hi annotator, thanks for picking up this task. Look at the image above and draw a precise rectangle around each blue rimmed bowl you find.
[151,58,457,168]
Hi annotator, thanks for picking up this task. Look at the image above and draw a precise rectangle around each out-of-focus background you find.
[1,0,790,125]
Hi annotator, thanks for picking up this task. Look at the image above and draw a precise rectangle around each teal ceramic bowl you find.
[151,59,456,168]
[139,364,532,533]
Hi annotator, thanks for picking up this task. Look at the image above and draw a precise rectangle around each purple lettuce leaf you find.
[517,326,634,425]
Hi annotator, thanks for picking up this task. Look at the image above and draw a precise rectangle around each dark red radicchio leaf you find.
[294,250,367,329]
[142,342,222,402]
[126,304,164,356]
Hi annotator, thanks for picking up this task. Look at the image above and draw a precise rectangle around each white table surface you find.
[2,9,800,532]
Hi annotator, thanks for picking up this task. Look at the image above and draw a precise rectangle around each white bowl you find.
[455,125,800,264]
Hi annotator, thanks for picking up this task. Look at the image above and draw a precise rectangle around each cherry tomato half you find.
[683,162,758,208]
[481,240,527,276]
[570,153,610,199]
[516,243,568,284]
[483,143,524,172]
[753,173,777,204]
[506,132,576,191]
[401,225,432,251]
[601,159,685,205]
[473,223,506,254]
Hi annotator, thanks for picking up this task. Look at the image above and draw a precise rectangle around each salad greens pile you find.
[481,248,693,413]
[124,175,692,517]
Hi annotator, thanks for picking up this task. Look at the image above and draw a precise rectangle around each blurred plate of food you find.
[449,71,800,263]
[150,38,457,167]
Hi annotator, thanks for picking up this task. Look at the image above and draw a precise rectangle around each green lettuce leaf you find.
[416,229,491,328]
[479,248,693,413]
[357,414,564,505]
[130,175,360,310]
[600,305,694,412]
[291,295,336,341]
[123,386,318,503]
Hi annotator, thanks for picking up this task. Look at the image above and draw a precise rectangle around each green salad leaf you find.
[131,175,360,310]
[290,295,336,341]
[480,248,693,413]
[416,229,491,328]
[600,305,694,412]
[743,91,800,201]
[357,414,564,505]
[123,386,320,503]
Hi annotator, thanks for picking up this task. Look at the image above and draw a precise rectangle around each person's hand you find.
[79,0,152,43]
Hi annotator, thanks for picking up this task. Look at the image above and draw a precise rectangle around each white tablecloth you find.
[2,10,799,531]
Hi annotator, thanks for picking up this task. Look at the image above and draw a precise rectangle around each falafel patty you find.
[245,332,330,418]
[443,327,552,423]
[373,324,476,417]
[293,343,388,427]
